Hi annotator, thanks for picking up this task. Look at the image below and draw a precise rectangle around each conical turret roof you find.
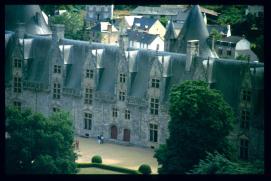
[5,5,51,35]
[177,5,217,58]
[164,20,177,39]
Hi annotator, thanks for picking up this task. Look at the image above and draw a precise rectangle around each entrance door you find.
[123,129,130,142]
[111,125,117,139]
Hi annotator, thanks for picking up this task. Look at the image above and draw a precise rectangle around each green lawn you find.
[78,167,126,174]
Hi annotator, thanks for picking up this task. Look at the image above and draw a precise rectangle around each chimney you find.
[203,13,207,25]
[51,24,65,42]
[107,24,112,32]
[16,23,25,39]
[226,24,231,37]
[186,40,199,71]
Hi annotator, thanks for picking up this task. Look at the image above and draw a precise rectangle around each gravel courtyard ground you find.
[75,136,158,174]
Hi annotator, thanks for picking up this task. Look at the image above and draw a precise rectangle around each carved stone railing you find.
[95,91,116,103]
[127,96,148,107]
[23,81,47,91]
[63,88,81,97]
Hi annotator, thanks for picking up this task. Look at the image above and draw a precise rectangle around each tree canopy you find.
[5,107,78,174]
[154,80,235,174]
[188,151,264,174]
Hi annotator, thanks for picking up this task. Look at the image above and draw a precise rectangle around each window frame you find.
[54,65,61,74]
[84,113,92,130]
[151,78,160,88]
[242,90,251,102]
[125,109,130,120]
[241,109,250,129]
[13,101,21,110]
[84,88,93,105]
[86,69,94,79]
[14,59,22,68]
[53,82,61,99]
[240,139,249,160]
[120,74,126,83]
[119,91,126,101]
[112,107,118,118]
[13,76,22,93]
[150,98,159,115]
[149,123,158,142]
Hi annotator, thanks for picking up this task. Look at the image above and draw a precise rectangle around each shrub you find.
[138,164,152,175]
[91,155,102,164]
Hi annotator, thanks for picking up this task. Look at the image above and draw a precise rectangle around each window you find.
[119,91,125,101]
[86,69,94,79]
[13,101,21,110]
[54,65,61,73]
[112,108,118,118]
[14,59,22,68]
[149,123,158,142]
[242,90,251,102]
[240,139,249,160]
[84,113,92,130]
[120,74,126,83]
[13,76,22,93]
[227,50,232,56]
[151,79,160,88]
[84,88,93,104]
[53,107,60,113]
[150,98,159,115]
[53,82,61,99]
[125,110,130,120]
[241,109,250,129]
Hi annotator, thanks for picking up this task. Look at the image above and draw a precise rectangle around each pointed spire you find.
[177,5,217,58]
[165,20,177,39]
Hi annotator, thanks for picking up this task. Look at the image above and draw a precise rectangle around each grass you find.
[78,167,126,174]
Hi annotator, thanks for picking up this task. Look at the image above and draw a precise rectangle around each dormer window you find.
[120,74,126,83]
[54,65,61,73]
[151,79,160,88]
[242,90,251,102]
[86,69,94,79]
[14,59,22,68]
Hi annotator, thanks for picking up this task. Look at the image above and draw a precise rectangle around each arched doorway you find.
[123,129,130,142]
[111,125,117,139]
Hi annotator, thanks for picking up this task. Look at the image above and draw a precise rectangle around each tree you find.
[188,151,264,174]
[154,80,235,174]
[49,11,84,40]
[5,107,78,174]
[159,16,168,27]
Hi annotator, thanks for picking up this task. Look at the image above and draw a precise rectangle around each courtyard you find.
[75,136,159,174]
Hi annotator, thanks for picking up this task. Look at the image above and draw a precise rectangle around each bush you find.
[138,164,152,175]
[91,155,102,164]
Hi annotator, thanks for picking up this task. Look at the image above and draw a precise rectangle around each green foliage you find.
[138,164,152,175]
[188,152,264,174]
[236,54,250,61]
[5,106,77,174]
[210,28,222,41]
[76,163,141,174]
[159,16,168,27]
[91,155,102,164]
[154,80,235,174]
[217,6,247,26]
[49,11,84,40]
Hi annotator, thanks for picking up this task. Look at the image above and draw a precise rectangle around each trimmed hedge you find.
[138,164,152,175]
[91,155,102,163]
[77,163,141,174]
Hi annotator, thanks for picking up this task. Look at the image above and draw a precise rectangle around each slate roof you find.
[127,30,159,44]
[5,5,51,35]
[164,21,177,39]
[132,17,157,31]
[221,36,243,43]
[132,5,218,17]
[177,5,218,58]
